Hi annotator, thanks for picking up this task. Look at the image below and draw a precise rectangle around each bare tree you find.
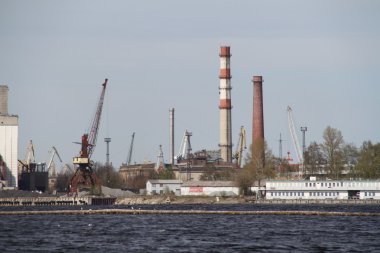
[322,126,345,179]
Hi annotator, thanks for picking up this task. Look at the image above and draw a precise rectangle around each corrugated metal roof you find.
[147,180,182,184]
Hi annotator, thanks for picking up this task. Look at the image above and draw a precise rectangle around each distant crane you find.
[155,144,165,170]
[126,132,135,166]
[233,126,247,168]
[287,106,303,164]
[25,140,35,165]
[70,79,108,194]
[176,130,192,162]
[46,147,63,177]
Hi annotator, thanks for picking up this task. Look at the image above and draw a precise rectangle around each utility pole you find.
[300,127,307,177]
[104,137,111,167]
[300,127,307,159]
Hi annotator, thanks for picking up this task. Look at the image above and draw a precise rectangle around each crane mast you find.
[176,130,192,162]
[234,126,247,168]
[69,79,108,194]
[126,132,135,166]
[287,106,303,164]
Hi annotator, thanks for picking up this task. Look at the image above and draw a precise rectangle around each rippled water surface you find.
[1,204,380,252]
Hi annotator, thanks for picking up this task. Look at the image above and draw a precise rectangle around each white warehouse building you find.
[0,85,18,188]
[266,180,380,200]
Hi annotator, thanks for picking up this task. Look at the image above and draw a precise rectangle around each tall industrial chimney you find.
[169,108,175,167]
[219,46,233,163]
[252,76,265,164]
[0,85,9,115]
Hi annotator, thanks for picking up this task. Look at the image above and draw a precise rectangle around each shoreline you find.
[0,195,379,206]
[0,208,379,216]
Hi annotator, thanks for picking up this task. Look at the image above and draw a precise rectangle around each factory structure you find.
[1,45,266,194]
[120,46,254,189]
[0,85,18,188]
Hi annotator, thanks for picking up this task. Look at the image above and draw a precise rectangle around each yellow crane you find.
[234,126,246,168]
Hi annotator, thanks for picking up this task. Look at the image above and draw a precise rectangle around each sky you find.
[1,0,379,170]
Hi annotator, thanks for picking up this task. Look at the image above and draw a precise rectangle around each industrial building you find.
[146,179,182,196]
[0,85,18,188]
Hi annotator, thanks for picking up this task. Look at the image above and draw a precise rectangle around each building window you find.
[321,183,323,187]
[302,192,304,196]
[313,183,316,187]
[160,190,163,194]
[152,190,156,194]
[329,183,331,187]
[271,192,273,196]
[305,183,308,187]
[365,192,367,196]
[152,184,156,187]
[160,184,163,187]
[333,183,335,187]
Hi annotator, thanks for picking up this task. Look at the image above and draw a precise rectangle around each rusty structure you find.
[69,79,108,194]
[219,46,233,163]
[252,76,265,165]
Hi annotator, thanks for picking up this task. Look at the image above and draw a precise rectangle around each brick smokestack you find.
[252,76,265,165]
[219,46,233,163]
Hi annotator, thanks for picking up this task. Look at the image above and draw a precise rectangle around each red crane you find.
[69,79,108,194]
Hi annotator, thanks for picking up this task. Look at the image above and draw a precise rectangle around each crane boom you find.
[46,146,62,170]
[126,132,135,165]
[287,106,303,164]
[87,78,108,158]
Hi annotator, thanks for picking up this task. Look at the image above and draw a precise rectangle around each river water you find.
[1,204,380,252]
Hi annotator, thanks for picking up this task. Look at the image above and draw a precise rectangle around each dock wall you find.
[0,197,116,206]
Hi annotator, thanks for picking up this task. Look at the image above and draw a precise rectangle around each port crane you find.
[287,106,303,164]
[126,132,135,166]
[176,130,192,162]
[233,126,247,168]
[155,144,165,170]
[69,79,108,194]
[46,146,63,177]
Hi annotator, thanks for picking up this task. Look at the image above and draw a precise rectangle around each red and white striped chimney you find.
[219,46,233,163]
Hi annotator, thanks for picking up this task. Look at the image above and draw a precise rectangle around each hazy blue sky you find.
[1,0,379,169]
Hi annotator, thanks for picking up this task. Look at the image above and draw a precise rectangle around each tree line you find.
[54,125,379,193]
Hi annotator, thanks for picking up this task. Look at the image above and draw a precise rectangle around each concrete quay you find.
[0,196,116,206]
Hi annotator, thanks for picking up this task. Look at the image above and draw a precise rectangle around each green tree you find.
[56,171,74,192]
[355,141,380,179]
[236,142,276,195]
[151,166,175,180]
[304,141,326,176]
[322,126,345,179]
[199,164,235,181]
[95,163,124,188]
